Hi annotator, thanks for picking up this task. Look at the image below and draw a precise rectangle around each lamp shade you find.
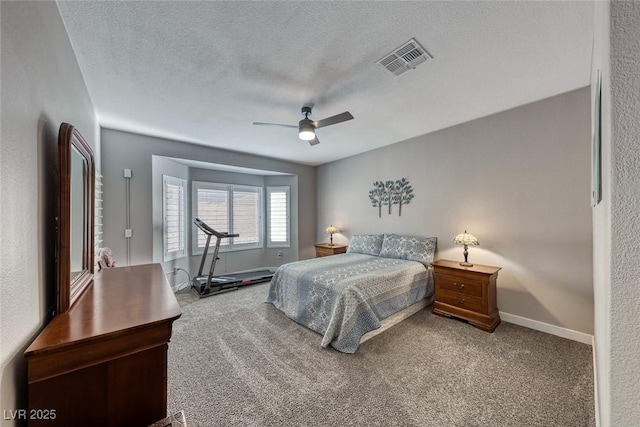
[325,225,340,234]
[299,121,315,141]
[453,231,479,246]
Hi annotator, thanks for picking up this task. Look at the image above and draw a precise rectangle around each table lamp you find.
[453,230,479,267]
[325,225,340,246]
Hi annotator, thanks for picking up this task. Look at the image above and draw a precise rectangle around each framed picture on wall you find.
[592,69,602,207]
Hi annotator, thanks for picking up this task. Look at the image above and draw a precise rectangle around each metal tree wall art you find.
[393,178,414,216]
[369,181,387,218]
[368,178,414,217]
[385,181,395,214]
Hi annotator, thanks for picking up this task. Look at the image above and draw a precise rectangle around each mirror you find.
[69,146,86,282]
[57,123,95,314]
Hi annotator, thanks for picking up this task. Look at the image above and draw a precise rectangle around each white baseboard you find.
[499,311,593,345]
[592,335,600,427]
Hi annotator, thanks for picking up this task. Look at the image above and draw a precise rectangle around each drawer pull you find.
[453,282,465,290]
[455,298,465,305]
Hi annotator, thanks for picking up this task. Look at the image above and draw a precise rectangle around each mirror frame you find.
[57,123,95,314]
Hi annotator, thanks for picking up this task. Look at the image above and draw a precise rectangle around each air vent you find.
[377,38,432,77]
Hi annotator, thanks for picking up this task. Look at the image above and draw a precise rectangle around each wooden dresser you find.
[314,243,348,257]
[431,259,501,332]
[24,264,182,427]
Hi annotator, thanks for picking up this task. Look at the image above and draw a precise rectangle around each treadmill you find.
[191,217,274,298]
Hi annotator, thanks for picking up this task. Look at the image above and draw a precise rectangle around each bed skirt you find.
[359,295,434,344]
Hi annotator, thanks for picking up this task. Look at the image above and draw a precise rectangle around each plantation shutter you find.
[192,182,263,253]
[267,186,290,247]
[195,186,229,249]
[163,175,187,261]
[232,188,260,245]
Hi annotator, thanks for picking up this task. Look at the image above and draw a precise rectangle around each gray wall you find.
[592,1,640,425]
[317,88,594,335]
[101,128,315,278]
[0,2,99,424]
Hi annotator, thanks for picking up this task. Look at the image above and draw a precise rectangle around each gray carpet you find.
[168,283,595,427]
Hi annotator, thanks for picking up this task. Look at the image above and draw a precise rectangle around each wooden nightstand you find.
[431,259,501,332]
[314,243,347,257]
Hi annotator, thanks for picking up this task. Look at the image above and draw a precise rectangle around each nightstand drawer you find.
[314,244,347,258]
[437,275,482,297]
[316,248,334,257]
[438,290,483,312]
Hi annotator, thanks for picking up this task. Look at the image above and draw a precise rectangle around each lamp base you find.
[459,262,473,267]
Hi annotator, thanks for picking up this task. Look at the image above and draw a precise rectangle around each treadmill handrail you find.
[193,217,239,239]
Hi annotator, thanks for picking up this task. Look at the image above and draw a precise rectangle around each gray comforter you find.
[266,253,433,353]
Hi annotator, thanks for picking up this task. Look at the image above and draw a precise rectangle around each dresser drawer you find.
[437,275,482,297]
[438,290,483,312]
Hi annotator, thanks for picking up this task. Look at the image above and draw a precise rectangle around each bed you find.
[266,233,436,353]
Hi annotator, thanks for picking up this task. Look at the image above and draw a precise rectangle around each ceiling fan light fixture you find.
[254,105,353,146]
[298,122,315,140]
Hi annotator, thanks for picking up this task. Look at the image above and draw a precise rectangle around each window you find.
[192,182,263,253]
[163,175,187,261]
[267,186,290,247]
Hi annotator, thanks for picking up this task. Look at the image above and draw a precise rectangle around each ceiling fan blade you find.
[252,122,297,129]
[315,111,354,129]
[308,136,320,146]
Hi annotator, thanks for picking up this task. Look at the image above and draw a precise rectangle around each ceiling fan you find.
[253,105,354,146]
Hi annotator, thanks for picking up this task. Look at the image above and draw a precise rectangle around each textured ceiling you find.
[57,1,595,166]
